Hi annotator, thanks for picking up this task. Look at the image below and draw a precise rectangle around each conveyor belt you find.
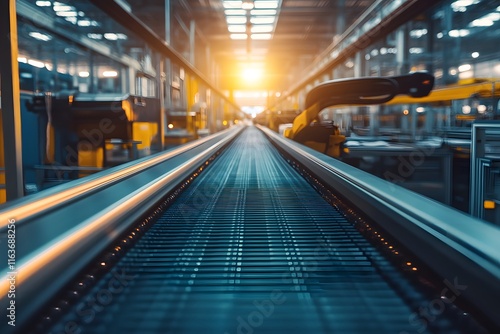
[30,127,484,334]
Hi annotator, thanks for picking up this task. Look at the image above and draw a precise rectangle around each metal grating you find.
[43,127,472,334]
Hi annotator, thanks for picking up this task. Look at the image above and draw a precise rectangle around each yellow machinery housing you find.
[284,72,435,157]
[26,93,160,183]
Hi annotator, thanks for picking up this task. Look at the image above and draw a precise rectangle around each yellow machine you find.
[74,96,159,169]
[348,78,500,131]
[26,93,160,182]
[387,78,500,105]
[284,72,435,157]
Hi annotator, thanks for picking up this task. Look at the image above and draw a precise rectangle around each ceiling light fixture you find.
[29,32,52,42]
[242,0,254,10]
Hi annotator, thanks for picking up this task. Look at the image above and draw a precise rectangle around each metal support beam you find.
[396,26,409,74]
[0,0,24,200]
[354,51,363,78]
[159,59,166,149]
[164,0,172,139]
[335,0,346,38]
[190,20,196,65]
[165,0,171,45]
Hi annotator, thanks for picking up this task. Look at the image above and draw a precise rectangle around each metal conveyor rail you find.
[0,126,243,331]
[260,125,500,330]
[24,126,496,334]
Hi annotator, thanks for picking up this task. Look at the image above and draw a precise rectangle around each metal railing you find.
[0,125,243,331]
[470,121,500,221]
[258,124,500,329]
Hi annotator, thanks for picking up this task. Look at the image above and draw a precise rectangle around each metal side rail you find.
[0,125,243,331]
[22,126,493,334]
[258,125,500,329]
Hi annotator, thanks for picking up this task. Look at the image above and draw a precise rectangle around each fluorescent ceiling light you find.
[409,47,424,54]
[102,71,118,78]
[223,1,243,9]
[251,9,277,15]
[56,11,77,17]
[88,33,103,39]
[65,17,77,24]
[230,33,248,40]
[458,64,471,72]
[251,33,272,40]
[469,12,499,27]
[488,12,500,20]
[225,9,246,15]
[451,0,478,6]
[250,16,275,24]
[28,59,45,68]
[251,25,273,33]
[29,32,52,41]
[471,18,494,26]
[451,0,479,12]
[227,16,247,24]
[224,0,279,41]
[254,0,278,9]
[36,1,51,6]
[104,33,118,40]
[78,20,99,27]
[228,25,247,33]
[448,29,469,37]
[104,33,127,40]
[53,4,74,11]
[242,0,254,10]
[409,28,428,38]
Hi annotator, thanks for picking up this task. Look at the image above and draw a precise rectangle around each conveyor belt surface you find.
[35,127,480,334]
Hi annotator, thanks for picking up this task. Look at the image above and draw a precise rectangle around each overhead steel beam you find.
[275,0,438,101]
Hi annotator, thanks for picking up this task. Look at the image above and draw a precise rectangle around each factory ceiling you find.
[127,0,374,91]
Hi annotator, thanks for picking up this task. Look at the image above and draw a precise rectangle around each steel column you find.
[0,0,24,200]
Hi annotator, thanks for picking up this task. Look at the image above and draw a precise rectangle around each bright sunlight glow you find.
[241,67,263,83]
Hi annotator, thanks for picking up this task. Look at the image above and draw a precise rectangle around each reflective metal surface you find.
[36,127,486,334]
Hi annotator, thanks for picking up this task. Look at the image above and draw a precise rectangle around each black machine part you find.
[304,71,435,111]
